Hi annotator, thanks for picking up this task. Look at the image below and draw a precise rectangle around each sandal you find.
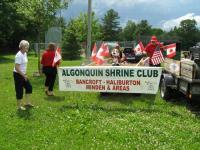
[47,91,54,96]
[18,106,26,111]
[45,90,48,95]
[25,103,34,107]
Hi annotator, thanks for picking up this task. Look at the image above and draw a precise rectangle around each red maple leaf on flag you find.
[163,43,176,58]
[134,41,145,55]
[91,43,97,62]
[95,42,110,65]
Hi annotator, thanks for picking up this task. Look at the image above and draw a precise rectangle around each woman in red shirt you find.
[41,43,60,96]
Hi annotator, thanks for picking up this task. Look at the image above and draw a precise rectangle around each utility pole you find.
[86,0,92,61]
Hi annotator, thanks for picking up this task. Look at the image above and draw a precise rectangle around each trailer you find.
[160,45,200,101]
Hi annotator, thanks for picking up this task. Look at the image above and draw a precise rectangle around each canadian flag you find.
[52,47,61,67]
[91,43,97,62]
[164,43,176,58]
[95,42,110,65]
[134,41,145,55]
[100,42,110,57]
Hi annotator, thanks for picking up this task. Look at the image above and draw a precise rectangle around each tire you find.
[160,78,171,100]
[100,92,110,97]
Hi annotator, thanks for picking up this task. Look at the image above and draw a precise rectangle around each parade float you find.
[58,42,163,94]
[160,43,200,101]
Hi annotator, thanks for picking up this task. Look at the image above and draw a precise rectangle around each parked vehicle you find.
[123,47,143,63]
[160,44,200,101]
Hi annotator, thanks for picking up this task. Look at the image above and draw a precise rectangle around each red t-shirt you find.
[145,42,163,64]
[41,50,60,67]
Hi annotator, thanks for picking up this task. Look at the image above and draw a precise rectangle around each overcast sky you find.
[62,0,200,31]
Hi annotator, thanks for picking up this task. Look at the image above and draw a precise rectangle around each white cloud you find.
[93,0,159,7]
[69,0,171,17]
[64,0,200,30]
[92,0,161,19]
[70,0,165,10]
[161,13,200,31]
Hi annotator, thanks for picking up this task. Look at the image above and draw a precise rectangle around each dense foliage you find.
[62,19,81,60]
[0,0,71,51]
[101,9,121,41]
[1,1,200,57]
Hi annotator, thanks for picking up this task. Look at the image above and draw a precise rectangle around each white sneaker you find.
[18,106,26,111]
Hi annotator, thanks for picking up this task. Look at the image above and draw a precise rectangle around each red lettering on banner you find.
[106,80,140,85]
[76,79,102,85]
[107,85,111,90]
[112,85,129,91]
[86,85,105,90]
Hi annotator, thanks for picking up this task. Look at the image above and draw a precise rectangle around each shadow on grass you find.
[16,107,33,120]
[0,56,13,64]
[186,101,200,118]
[59,102,159,114]
[98,93,156,106]
[44,96,65,102]
[166,93,200,118]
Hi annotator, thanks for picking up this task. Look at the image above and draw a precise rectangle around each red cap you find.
[151,35,158,42]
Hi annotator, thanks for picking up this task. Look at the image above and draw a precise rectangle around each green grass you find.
[0,54,200,149]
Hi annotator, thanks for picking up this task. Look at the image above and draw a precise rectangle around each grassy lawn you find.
[0,53,200,149]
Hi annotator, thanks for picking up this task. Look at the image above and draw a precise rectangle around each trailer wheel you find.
[160,78,171,100]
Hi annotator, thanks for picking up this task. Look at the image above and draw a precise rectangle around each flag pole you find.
[86,0,92,61]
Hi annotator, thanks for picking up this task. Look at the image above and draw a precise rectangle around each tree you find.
[62,12,102,59]
[176,19,199,49]
[164,26,180,42]
[135,20,152,37]
[122,20,136,41]
[0,0,72,51]
[101,9,121,41]
[16,0,72,43]
[73,12,102,44]
[0,0,27,49]
[151,28,164,36]
[62,19,81,60]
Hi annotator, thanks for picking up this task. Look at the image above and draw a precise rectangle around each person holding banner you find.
[144,35,164,66]
[115,45,126,64]
[41,42,60,96]
[13,40,33,110]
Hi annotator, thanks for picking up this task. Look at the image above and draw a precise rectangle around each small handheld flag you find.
[163,43,176,58]
[134,41,145,55]
[95,42,110,65]
[151,46,164,65]
[52,47,61,67]
[91,43,97,62]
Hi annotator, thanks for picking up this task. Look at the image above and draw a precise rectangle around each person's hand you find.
[143,51,147,55]
[23,75,28,81]
[39,69,43,75]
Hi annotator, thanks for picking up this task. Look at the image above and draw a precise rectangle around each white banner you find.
[58,66,162,94]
